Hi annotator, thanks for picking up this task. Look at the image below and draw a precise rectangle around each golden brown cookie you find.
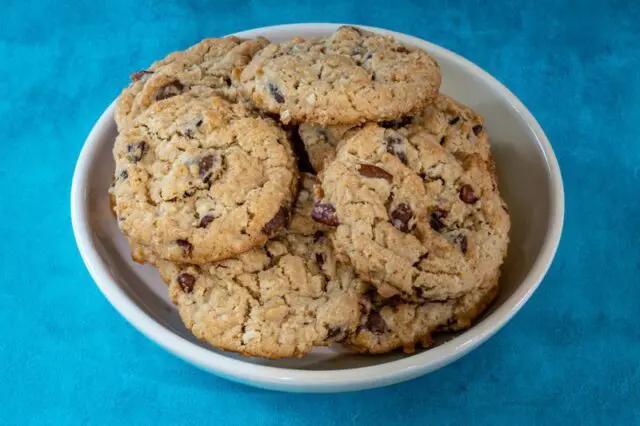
[110,89,298,264]
[241,26,440,125]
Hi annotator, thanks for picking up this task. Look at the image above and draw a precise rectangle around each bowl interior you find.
[78,25,556,373]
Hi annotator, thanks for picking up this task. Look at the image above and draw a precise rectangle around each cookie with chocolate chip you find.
[110,89,298,264]
[159,175,363,358]
[298,94,491,173]
[313,121,509,302]
[240,26,440,126]
[115,36,269,131]
[348,273,499,354]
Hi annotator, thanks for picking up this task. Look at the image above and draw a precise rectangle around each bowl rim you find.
[70,23,565,392]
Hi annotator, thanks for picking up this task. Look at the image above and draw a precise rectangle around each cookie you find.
[115,36,269,130]
[161,175,363,359]
[409,94,491,161]
[348,273,499,354]
[313,122,510,302]
[241,26,440,126]
[298,94,490,172]
[110,89,298,264]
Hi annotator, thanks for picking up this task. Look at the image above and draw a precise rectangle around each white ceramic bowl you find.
[71,23,564,393]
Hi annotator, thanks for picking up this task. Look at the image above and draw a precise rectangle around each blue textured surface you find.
[1,0,639,424]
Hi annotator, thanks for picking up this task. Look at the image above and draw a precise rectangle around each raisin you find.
[358,164,393,182]
[459,185,479,204]
[311,203,339,226]
[261,207,289,235]
[198,215,214,228]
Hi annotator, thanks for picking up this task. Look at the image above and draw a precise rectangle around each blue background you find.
[1,0,639,424]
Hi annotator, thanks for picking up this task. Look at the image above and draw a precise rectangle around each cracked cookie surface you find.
[313,121,510,302]
[160,175,363,358]
[240,26,440,126]
[111,89,298,264]
[298,94,491,172]
[115,36,269,131]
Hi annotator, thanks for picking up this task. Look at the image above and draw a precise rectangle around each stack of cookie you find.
[110,26,510,358]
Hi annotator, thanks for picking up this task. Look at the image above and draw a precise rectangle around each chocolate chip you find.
[315,252,325,267]
[176,239,193,256]
[311,203,339,226]
[429,208,448,232]
[224,76,232,87]
[177,273,196,293]
[358,164,393,182]
[448,116,460,125]
[267,82,285,103]
[262,206,289,235]
[394,45,411,54]
[385,135,408,164]
[366,310,389,334]
[439,136,446,145]
[313,231,325,242]
[198,214,214,228]
[155,81,184,101]
[472,124,483,136]
[379,116,413,129]
[389,203,413,233]
[127,142,147,163]
[131,70,153,81]
[198,155,217,182]
[118,170,128,180]
[459,185,479,204]
[414,287,424,298]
